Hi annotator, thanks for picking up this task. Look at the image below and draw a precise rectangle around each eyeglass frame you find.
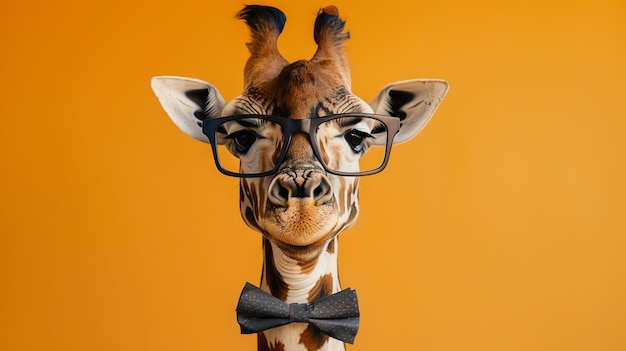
[201,113,401,178]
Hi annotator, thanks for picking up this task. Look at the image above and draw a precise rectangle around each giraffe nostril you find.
[313,185,324,199]
[278,186,289,202]
[312,176,333,205]
[269,177,293,207]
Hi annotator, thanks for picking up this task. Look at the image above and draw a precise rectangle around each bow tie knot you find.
[289,303,310,323]
[236,282,360,344]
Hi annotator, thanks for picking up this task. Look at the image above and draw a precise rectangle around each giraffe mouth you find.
[261,197,339,248]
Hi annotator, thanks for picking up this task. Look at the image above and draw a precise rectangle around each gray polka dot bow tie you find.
[236,282,360,344]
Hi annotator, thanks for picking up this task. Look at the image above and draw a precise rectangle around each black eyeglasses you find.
[202,114,401,177]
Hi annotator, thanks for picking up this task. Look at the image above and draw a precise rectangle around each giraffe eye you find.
[344,130,371,153]
[227,130,257,154]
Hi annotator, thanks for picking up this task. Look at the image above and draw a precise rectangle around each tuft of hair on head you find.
[237,5,289,89]
[236,5,287,54]
[313,5,350,48]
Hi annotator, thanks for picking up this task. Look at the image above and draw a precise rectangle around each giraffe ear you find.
[369,79,449,144]
[151,76,226,143]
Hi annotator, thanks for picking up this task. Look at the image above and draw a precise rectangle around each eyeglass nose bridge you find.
[283,118,313,134]
[276,118,325,169]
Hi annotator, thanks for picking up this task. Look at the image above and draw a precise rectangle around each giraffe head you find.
[151,5,448,264]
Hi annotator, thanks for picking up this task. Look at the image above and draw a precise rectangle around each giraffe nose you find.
[268,171,333,207]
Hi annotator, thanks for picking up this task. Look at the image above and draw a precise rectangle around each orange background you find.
[1,0,625,350]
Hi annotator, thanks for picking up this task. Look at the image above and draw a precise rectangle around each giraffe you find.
[151,5,447,351]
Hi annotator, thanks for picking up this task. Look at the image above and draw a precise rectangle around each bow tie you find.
[236,282,360,344]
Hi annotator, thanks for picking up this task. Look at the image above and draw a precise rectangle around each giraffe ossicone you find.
[151,5,447,351]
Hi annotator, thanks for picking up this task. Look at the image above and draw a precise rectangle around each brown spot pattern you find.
[308,273,334,302]
[258,180,266,216]
[245,207,259,230]
[326,238,335,254]
[299,324,329,351]
[297,258,318,275]
[242,179,252,204]
[263,238,288,301]
[346,182,353,211]
[318,138,330,164]
[293,239,332,273]
[258,332,285,351]
[338,177,346,214]
[250,181,258,211]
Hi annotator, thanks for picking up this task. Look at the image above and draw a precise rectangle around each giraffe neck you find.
[258,237,345,351]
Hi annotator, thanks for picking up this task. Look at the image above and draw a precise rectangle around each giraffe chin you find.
[261,198,339,253]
